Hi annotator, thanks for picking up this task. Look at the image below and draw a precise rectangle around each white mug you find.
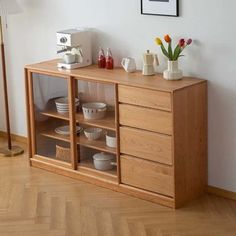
[121,57,136,73]
[63,53,76,64]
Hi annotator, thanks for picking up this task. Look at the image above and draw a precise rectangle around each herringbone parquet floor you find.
[1,138,236,236]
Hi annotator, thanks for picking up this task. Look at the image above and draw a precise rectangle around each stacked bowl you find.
[55,97,79,113]
[82,102,107,120]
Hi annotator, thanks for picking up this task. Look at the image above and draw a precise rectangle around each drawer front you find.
[120,127,172,165]
[118,85,172,111]
[121,155,174,197]
[119,104,173,135]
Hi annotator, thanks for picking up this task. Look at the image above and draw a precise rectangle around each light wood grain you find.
[40,130,116,155]
[1,139,236,236]
[24,69,31,160]
[34,155,71,169]
[0,131,27,144]
[78,158,117,181]
[120,155,174,197]
[119,104,173,135]
[28,71,36,156]
[115,84,122,184]
[68,77,77,170]
[120,126,172,165]
[41,109,116,131]
[25,61,207,208]
[26,59,205,92]
[173,82,207,208]
[207,186,236,201]
[118,84,172,111]
[75,111,116,131]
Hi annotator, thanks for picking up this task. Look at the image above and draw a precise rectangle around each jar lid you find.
[93,152,114,161]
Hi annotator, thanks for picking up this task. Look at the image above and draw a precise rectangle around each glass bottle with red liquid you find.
[97,47,106,68]
[105,48,114,70]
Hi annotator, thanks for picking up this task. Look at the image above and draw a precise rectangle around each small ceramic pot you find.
[163,60,183,80]
[93,152,116,171]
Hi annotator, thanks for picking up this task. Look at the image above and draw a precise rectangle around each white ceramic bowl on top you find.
[55,97,79,113]
[106,132,117,148]
[82,102,107,120]
[84,127,103,140]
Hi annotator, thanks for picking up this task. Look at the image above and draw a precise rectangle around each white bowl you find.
[55,97,79,105]
[55,97,79,113]
[84,127,103,140]
[106,133,117,148]
[82,102,107,120]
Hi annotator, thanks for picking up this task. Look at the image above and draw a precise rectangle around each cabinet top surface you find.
[25,59,206,92]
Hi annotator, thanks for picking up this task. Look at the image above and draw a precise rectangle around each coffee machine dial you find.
[60,37,67,43]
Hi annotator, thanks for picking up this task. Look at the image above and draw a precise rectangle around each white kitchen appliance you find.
[57,28,92,69]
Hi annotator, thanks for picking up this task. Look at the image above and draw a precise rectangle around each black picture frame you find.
[141,0,179,17]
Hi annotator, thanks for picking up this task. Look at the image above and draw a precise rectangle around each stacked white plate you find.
[55,125,82,136]
[55,97,79,113]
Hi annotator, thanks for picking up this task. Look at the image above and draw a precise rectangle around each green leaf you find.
[161,44,170,60]
[168,42,173,61]
[173,45,181,60]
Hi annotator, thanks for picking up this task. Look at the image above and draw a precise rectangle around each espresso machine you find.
[57,28,92,69]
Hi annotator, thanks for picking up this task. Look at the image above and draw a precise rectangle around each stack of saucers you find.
[55,125,82,136]
[55,97,79,113]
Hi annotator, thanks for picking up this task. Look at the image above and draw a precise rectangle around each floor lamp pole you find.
[0,16,23,157]
[0,16,11,149]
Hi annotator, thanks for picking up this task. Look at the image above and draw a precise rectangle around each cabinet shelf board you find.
[78,158,117,182]
[40,130,117,155]
[41,131,70,143]
[41,110,69,121]
[76,135,117,155]
[76,111,116,131]
[41,109,116,131]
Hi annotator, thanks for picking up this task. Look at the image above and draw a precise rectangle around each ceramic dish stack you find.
[55,97,79,113]
[55,125,82,136]
[82,102,107,120]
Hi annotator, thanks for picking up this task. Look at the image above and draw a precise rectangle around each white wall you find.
[0,0,236,192]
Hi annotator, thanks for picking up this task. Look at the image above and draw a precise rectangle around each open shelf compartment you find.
[77,146,118,183]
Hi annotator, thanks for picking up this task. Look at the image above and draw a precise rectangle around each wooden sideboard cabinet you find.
[25,59,207,208]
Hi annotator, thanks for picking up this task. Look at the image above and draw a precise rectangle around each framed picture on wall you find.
[141,0,179,17]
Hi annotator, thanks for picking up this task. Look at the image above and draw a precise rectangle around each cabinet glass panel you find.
[75,79,117,180]
[32,73,72,164]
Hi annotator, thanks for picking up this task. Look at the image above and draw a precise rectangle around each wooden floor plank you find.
[0,138,236,236]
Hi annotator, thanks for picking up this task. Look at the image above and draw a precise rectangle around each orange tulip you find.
[164,34,171,43]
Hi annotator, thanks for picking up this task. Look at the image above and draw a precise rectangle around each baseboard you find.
[207,186,236,201]
[0,131,27,144]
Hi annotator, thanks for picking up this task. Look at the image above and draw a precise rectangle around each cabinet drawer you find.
[118,85,172,111]
[121,155,174,197]
[120,127,172,165]
[119,104,173,135]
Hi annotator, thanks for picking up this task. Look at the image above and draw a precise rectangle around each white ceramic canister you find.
[106,133,117,148]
